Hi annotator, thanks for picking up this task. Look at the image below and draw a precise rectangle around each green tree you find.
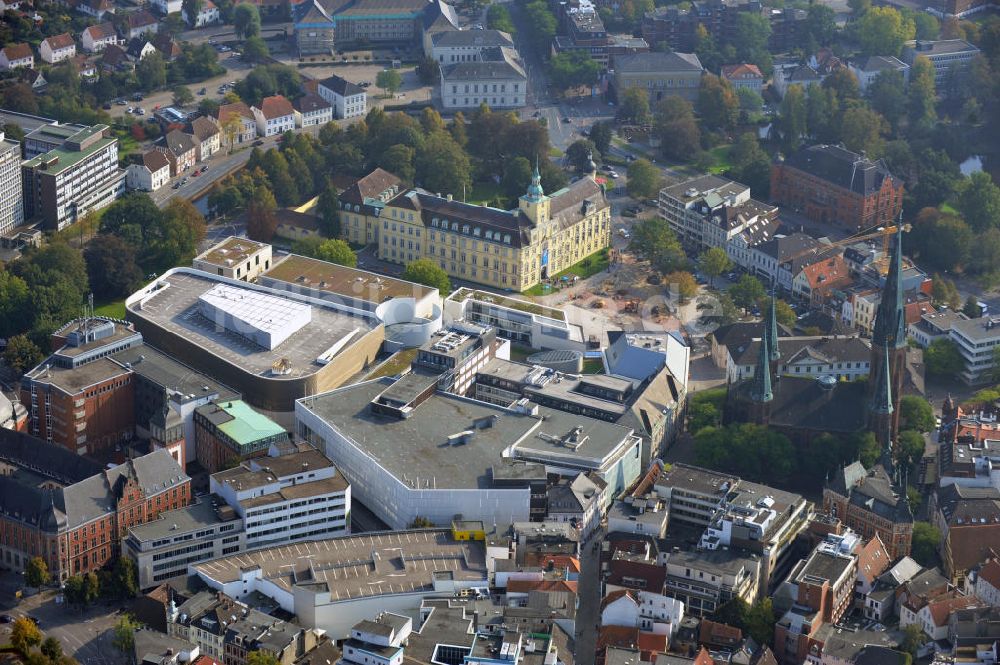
[653,96,700,161]
[233,3,261,38]
[11,616,41,655]
[868,69,907,132]
[728,132,771,198]
[856,6,916,56]
[823,67,862,102]
[914,12,940,39]
[182,0,203,24]
[25,557,50,588]
[730,275,766,313]
[925,337,965,377]
[840,106,888,157]
[626,158,663,200]
[172,85,194,107]
[805,3,837,45]
[666,271,698,303]
[0,270,30,338]
[486,4,515,32]
[112,615,140,652]
[376,69,402,97]
[502,156,533,198]
[415,57,440,85]
[696,74,739,130]
[566,139,600,173]
[135,52,167,92]
[85,235,143,299]
[699,247,732,287]
[930,274,962,310]
[956,171,1000,233]
[523,0,557,51]
[548,51,601,91]
[313,239,357,267]
[3,335,43,375]
[619,87,651,124]
[40,637,63,663]
[113,556,138,599]
[629,217,687,274]
[378,143,416,182]
[745,598,775,647]
[911,521,941,566]
[908,56,937,133]
[711,597,749,627]
[775,299,796,328]
[246,186,278,242]
[152,200,207,273]
[732,13,772,72]
[402,259,451,294]
[899,429,926,467]
[589,121,613,155]
[900,395,936,432]
[901,624,926,660]
[856,431,881,468]
[414,132,471,198]
[242,36,269,63]
[736,86,764,113]
[964,295,984,318]
[316,182,341,237]
[909,207,971,272]
[695,423,795,484]
[779,84,807,152]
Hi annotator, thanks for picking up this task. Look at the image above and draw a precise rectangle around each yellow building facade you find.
[374,168,611,291]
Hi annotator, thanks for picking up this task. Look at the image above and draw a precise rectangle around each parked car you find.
[115,99,127,106]
[198,87,207,95]
[172,182,181,189]
[201,165,208,173]
[609,172,619,179]
[132,93,143,101]
[0,615,12,623]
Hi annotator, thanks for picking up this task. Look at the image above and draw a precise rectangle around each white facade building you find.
[81,23,119,52]
[39,34,76,63]
[252,95,296,137]
[601,590,684,636]
[0,133,24,235]
[183,0,219,27]
[209,445,350,550]
[849,55,909,93]
[149,0,182,14]
[126,150,171,192]
[0,43,34,70]
[430,29,514,63]
[293,93,333,128]
[949,316,1000,384]
[440,47,527,110]
[317,75,367,119]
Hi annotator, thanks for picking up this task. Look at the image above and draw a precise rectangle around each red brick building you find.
[823,462,913,560]
[0,428,190,581]
[771,145,903,232]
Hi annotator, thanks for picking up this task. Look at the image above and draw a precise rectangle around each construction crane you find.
[779,223,911,278]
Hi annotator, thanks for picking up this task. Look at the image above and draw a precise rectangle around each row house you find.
[252,95,295,137]
[792,254,852,308]
[292,93,333,128]
[601,589,684,638]
[900,593,984,642]
[159,130,198,176]
[190,116,221,161]
[749,232,822,293]
[215,103,257,147]
[40,33,76,63]
[126,150,172,192]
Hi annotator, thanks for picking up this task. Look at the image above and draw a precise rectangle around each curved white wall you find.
[376,298,443,349]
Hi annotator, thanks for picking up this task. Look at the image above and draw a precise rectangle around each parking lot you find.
[291,62,433,106]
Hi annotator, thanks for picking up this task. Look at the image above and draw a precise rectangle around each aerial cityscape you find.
[0,0,998,663]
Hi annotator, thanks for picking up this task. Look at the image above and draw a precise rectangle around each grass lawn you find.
[706,145,732,174]
[94,299,126,319]
[468,181,506,206]
[940,201,960,215]
[522,247,611,296]
[582,358,604,374]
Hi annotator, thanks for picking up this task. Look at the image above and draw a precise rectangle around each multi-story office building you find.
[125,498,245,588]
[22,122,87,159]
[902,39,980,93]
[192,236,272,282]
[948,316,1000,385]
[443,288,585,349]
[429,29,514,64]
[209,444,350,550]
[440,47,527,110]
[377,166,610,291]
[293,0,457,55]
[641,0,805,52]
[660,548,762,616]
[0,430,190,581]
[0,132,24,235]
[21,123,125,230]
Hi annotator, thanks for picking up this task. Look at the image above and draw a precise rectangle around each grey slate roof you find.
[318,73,362,97]
[782,144,899,197]
[432,28,513,48]
[440,47,524,81]
[613,51,703,73]
[164,129,197,157]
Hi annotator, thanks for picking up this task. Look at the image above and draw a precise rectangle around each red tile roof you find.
[721,63,763,79]
[857,534,891,583]
[600,589,636,611]
[217,102,254,123]
[800,255,851,291]
[506,579,577,594]
[258,94,294,119]
[127,10,157,28]
[926,595,984,627]
[699,619,742,648]
[977,559,1000,591]
[43,33,75,50]
[694,647,714,665]
[84,22,117,40]
[3,43,33,60]
[521,553,581,573]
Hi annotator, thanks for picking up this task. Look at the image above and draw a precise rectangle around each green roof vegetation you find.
[216,400,287,447]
